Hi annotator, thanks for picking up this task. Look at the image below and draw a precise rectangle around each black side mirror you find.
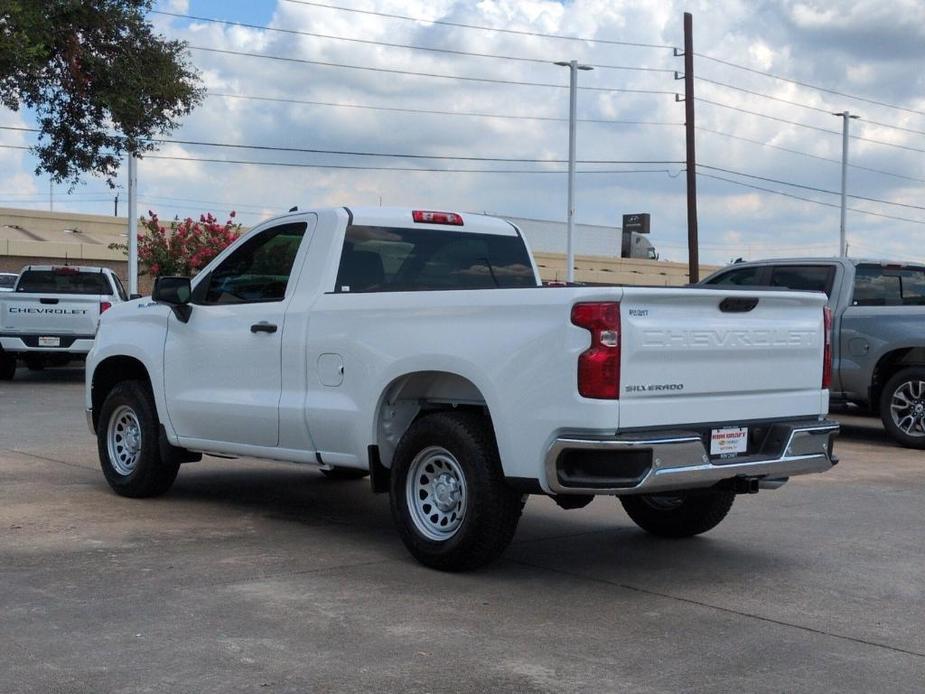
[129,293,142,300]
[152,276,193,323]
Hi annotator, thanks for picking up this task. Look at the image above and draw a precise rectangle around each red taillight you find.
[412,210,464,226]
[571,302,621,399]
[822,305,833,389]
[100,301,112,314]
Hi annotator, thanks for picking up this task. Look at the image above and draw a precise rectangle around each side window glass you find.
[111,274,128,301]
[196,222,307,305]
[770,265,833,296]
[707,266,763,286]
[853,265,901,306]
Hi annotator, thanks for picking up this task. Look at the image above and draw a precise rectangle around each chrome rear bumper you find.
[545,419,839,495]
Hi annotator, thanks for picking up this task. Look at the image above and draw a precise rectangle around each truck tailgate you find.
[618,287,828,428]
[1,294,101,335]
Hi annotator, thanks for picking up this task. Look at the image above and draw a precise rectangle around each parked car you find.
[0,265,126,379]
[86,208,838,571]
[0,272,17,292]
[701,257,925,448]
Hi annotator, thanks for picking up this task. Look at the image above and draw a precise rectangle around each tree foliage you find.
[0,0,203,185]
[110,210,241,277]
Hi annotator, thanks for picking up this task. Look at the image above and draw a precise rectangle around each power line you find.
[155,10,674,73]
[0,125,682,165]
[279,0,675,50]
[208,92,684,126]
[188,46,675,96]
[142,153,680,174]
[697,75,925,138]
[696,170,925,226]
[696,97,925,153]
[695,76,833,115]
[695,52,925,119]
[695,125,925,184]
[698,164,925,211]
[153,135,680,165]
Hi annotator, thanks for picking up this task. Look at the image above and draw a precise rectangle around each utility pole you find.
[833,111,859,257]
[127,155,138,296]
[555,59,593,284]
[675,12,699,283]
[49,179,53,212]
[114,193,119,217]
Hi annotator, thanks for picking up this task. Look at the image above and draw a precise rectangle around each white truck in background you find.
[85,207,838,571]
[0,265,126,379]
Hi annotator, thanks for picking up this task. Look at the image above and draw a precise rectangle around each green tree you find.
[0,0,202,185]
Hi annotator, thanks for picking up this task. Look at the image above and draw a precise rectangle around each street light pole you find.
[833,110,860,257]
[127,154,138,296]
[555,59,593,283]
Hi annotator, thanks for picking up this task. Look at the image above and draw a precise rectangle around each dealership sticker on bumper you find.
[711,427,748,457]
[38,336,60,347]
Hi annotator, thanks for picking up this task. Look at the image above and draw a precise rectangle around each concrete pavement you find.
[1,367,923,692]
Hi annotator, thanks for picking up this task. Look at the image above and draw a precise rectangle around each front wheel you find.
[97,380,179,497]
[390,411,523,571]
[620,490,735,538]
[880,367,925,449]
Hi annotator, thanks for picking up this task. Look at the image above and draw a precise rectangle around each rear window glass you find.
[770,265,834,296]
[16,270,110,295]
[853,264,925,306]
[705,266,763,286]
[0,275,16,289]
[335,226,536,293]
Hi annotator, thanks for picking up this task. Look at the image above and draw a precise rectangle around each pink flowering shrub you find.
[111,210,241,277]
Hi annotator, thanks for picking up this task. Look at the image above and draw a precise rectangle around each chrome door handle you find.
[250,322,277,334]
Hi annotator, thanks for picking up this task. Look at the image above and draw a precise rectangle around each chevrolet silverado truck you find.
[702,257,925,448]
[1,265,126,380]
[85,208,838,571]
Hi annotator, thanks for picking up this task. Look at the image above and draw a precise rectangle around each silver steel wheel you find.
[406,446,467,542]
[640,494,684,511]
[890,380,925,438]
[107,405,143,476]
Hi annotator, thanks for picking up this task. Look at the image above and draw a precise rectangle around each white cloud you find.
[3,0,925,264]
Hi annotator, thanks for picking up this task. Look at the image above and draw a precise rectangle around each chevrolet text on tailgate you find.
[85,207,839,571]
[0,265,126,380]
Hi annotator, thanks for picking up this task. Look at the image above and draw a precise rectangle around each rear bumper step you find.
[545,419,839,495]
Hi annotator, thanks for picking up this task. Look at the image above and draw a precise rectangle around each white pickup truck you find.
[1,265,126,379]
[85,207,838,570]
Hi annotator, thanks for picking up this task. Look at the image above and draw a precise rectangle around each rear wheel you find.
[390,411,522,571]
[0,352,15,381]
[620,490,735,538]
[320,466,369,481]
[880,367,925,449]
[97,380,179,497]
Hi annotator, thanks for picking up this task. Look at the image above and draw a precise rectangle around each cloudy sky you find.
[2,0,925,264]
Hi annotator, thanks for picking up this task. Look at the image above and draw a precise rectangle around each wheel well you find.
[91,356,153,429]
[871,348,925,407]
[375,371,491,468]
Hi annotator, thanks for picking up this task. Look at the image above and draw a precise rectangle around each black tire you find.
[96,380,180,498]
[320,466,370,480]
[390,411,523,571]
[0,352,15,381]
[880,367,925,449]
[620,490,735,538]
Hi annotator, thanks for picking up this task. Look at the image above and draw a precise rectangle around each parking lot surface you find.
[1,367,924,693]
